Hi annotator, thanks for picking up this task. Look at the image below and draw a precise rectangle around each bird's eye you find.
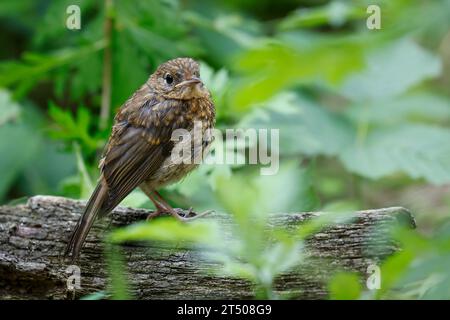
[164,73,174,85]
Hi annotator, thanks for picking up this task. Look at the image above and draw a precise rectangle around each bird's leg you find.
[138,184,163,219]
[139,185,173,220]
[140,184,212,221]
[145,194,171,220]
[151,190,213,221]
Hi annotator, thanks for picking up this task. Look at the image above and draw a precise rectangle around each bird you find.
[65,57,215,261]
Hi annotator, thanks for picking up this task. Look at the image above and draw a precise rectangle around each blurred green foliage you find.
[1,0,450,299]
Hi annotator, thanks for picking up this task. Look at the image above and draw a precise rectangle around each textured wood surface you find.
[0,195,415,300]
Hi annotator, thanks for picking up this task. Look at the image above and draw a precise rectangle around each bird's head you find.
[148,57,210,100]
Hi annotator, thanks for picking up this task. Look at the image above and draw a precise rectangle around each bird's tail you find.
[64,182,108,261]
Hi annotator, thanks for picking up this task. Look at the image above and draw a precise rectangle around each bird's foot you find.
[146,209,164,221]
[143,189,213,222]
[175,207,194,218]
[173,208,214,221]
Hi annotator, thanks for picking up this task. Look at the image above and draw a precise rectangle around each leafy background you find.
[1,0,450,299]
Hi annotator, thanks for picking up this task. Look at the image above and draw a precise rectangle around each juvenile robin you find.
[65,57,215,260]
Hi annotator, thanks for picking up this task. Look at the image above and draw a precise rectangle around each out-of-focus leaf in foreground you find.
[328,272,362,300]
[378,220,450,299]
[109,218,222,246]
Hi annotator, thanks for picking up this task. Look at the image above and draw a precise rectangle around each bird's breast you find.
[145,97,215,188]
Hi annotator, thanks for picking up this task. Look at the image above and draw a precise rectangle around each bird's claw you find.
[147,207,214,222]
[174,208,214,221]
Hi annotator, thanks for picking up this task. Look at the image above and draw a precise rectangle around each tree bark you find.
[0,195,415,300]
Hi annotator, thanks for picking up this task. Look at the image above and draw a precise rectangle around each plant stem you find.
[99,0,113,131]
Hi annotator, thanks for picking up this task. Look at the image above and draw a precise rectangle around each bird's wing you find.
[99,99,176,213]
[65,95,179,260]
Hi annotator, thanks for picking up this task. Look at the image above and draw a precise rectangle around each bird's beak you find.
[175,77,202,88]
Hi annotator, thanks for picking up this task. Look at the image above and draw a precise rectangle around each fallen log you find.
[0,195,415,300]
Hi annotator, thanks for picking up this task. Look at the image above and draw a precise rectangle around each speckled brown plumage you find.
[65,57,215,260]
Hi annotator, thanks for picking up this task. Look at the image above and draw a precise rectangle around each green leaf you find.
[278,1,365,30]
[0,42,105,93]
[80,291,107,300]
[297,211,356,239]
[48,103,100,153]
[346,93,450,125]
[200,63,230,120]
[73,142,94,199]
[168,162,225,212]
[109,219,222,246]
[340,124,450,184]
[380,225,450,299]
[111,31,151,109]
[259,240,303,285]
[70,51,103,100]
[329,272,362,300]
[184,11,260,62]
[214,160,314,219]
[377,250,415,298]
[31,0,99,48]
[21,141,77,196]
[232,36,365,110]
[0,89,21,125]
[341,38,442,101]
[105,245,132,300]
[239,92,354,157]
[0,98,41,201]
